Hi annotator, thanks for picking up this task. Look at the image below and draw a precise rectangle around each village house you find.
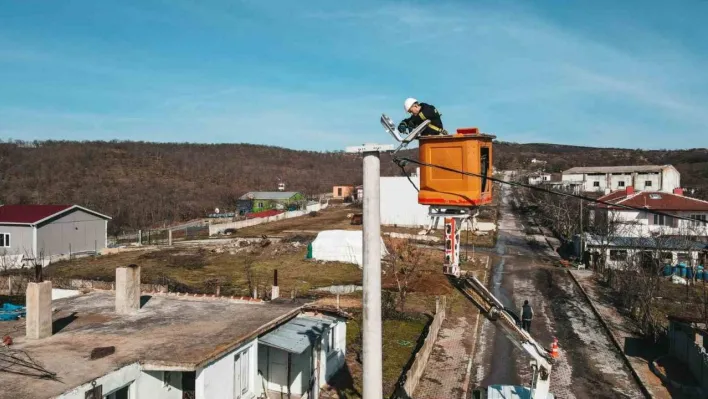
[0,266,347,399]
[331,185,354,200]
[576,187,708,268]
[0,204,111,267]
[527,172,552,186]
[562,165,681,193]
[591,187,708,238]
[237,192,305,215]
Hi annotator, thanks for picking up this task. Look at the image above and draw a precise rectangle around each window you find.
[677,253,690,264]
[618,181,625,187]
[660,252,673,263]
[593,181,600,187]
[257,202,263,208]
[649,194,662,199]
[653,214,673,226]
[645,181,652,187]
[326,325,337,354]
[690,214,707,227]
[610,250,628,261]
[0,233,9,248]
[480,147,490,192]
[104,385,130,399]
[234,347,251,399]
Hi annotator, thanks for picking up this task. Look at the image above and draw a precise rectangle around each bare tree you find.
[382,238,426,312]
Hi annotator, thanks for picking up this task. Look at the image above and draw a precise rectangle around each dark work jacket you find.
[522,304,534,321]
[402,103,444,136]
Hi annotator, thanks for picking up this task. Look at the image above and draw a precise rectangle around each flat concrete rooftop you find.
[0,291,304,399]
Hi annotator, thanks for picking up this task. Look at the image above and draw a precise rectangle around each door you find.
[267,348,289,392]
[234,349,251,399]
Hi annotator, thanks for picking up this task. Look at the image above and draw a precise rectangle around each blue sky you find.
[1,0,707,151]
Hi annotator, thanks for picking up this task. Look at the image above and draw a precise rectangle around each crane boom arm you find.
[454,272,554,398]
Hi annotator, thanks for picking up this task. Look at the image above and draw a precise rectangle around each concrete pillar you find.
[271,269,279,300]
[26,281,52,339]
[168,229,173,246]
[116,264,141,314]
[362,148,383,399]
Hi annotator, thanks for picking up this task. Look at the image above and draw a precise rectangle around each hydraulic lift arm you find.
[452,272,554,399]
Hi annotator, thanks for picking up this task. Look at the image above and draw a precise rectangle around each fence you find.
[669,322,708,392]
[111,225,210,247]
[209,202,328,236]
[394,296,447,398]
[0,275,168,296]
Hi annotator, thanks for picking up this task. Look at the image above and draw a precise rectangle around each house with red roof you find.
[593,187,708,238]
[0,204,111,267]
[578,187,708,268]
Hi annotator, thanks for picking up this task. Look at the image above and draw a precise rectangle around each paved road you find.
[469,178,644,398]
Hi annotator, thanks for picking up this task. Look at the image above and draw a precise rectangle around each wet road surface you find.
[469,179,644,398]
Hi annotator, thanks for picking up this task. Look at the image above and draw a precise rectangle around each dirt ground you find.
[226,205,496,247]
[45,239,362,296]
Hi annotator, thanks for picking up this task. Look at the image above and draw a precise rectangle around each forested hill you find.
[1,140,706,234]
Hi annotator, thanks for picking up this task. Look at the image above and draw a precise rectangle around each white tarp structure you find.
[307,230,387,267]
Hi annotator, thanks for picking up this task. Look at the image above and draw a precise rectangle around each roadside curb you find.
[567,270,654,399]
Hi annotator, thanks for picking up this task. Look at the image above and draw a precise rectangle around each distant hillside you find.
[0,140,706,234]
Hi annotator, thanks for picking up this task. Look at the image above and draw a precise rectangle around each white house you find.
[562,165,681,193]
[574,234,707,270]
[1,266,347,399]
[380,169,430,228]
[527,173,552,186]
[591,187,708,238]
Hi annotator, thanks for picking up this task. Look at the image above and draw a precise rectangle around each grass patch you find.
[44,244,362,297]
[328,311,430,398]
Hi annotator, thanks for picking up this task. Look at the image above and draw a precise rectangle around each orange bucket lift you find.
[380,115,496,277]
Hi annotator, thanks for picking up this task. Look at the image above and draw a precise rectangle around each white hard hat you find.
[404,97,418,112]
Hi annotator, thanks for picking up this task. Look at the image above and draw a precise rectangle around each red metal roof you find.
[597,189,631,203]
[619,192,708,211]
[246,209,284,219]
[0,204,73,224]
[596,190,708,211]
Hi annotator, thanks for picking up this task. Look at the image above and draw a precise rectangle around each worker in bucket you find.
[398,98,447,137]
[521,300,534,332]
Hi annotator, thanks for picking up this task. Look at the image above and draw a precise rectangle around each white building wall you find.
[609,174,633,190]
[137,371,183,399]
[323,321,347,381]
[610,210,708,237]
[380,172,430,228]
[196,339,258,399]
[56,363,141,399]
[662,167,682,193]
[582,174,607,192]
[634,173,662,191]
[562,173,585,182]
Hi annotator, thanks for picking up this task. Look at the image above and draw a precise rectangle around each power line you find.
[393,156,708,226]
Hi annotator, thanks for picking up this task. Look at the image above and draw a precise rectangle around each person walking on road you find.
[521,300,534,332]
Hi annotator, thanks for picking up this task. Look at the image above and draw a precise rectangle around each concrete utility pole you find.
[345,143,393,399]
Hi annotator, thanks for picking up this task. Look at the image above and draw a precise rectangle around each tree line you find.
[1,139,705,235]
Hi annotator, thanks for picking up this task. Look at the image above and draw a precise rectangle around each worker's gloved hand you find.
[397,122,408,134]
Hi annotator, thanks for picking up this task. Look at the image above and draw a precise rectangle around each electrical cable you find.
[396,162,419,192]
[393,156,708,226]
